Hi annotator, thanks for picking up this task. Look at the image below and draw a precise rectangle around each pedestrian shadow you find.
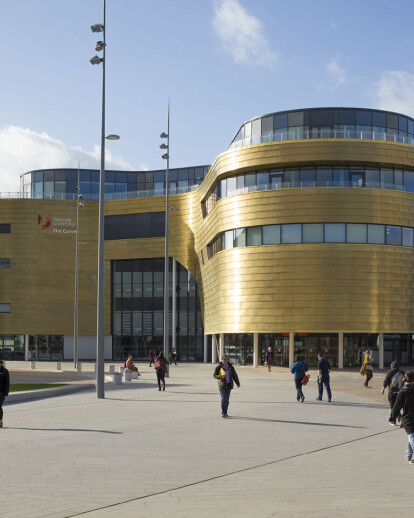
[228,416,364,428]
[6,427,122,434]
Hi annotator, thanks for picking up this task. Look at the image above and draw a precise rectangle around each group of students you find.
[213,351,414,465]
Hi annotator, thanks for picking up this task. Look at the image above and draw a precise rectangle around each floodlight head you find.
[78,194,83,200]
[95,41,105,52]
[91,24,104,33]
[159,143,168,150]
[160,132,168,139]
[105,134,120,140]
[162,153,169,160]
[90,55,104,65]
[79,202,84,208]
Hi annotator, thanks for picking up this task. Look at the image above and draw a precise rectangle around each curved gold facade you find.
[2,139,414,345]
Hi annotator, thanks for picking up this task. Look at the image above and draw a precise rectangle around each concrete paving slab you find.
[0,364,411,518]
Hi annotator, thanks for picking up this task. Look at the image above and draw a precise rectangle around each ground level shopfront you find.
[211,332,414,369]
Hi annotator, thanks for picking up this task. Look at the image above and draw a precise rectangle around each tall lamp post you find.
[160,103,170,366]
[90,1,119,398]
[74,164,84,368]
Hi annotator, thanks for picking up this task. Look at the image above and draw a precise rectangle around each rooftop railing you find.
[228,129,414,150]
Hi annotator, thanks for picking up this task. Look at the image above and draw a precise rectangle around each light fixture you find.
[90,55,104,65]
[160,132,168,139]
[105,134,120,140]
[95,41,105,51]
[159,143,168,149]
[162,153,169,160]
[91,23,104,33]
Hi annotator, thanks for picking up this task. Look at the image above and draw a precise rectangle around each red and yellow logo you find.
[38,215,51,229]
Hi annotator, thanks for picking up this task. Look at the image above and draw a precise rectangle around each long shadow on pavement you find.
[228,416,365,428]
[6,427,122,434]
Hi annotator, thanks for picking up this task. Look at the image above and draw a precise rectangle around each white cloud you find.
[326,59,347,89]
[375,71,414,117]
[0,126,135,193]
[213,0,278,68]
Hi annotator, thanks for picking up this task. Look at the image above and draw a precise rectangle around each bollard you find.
[123,369,132,382]
[113,373,122,385]
[30,361,36,370]
[131,371,139,380]
[119,366,125,374]
[108,365,115,374]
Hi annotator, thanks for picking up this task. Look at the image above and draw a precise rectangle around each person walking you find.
[360,349,374,387]
[391,371,414,464]
[290,355,309,402]
[0,360,10,428]
[148,349,155,367]
[213,354,240,418]
[154,351,168,391]
[265,347,273,372]
[381,361,405,425]
[315,352,332,402]
[170,347,177,365]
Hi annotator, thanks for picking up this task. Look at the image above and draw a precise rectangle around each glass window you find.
[220,179,227,198]
[325,223,345,242]
[227,177,237,196]
[288,111,304,127]
[33,171,43,182]
[234,228,246,247]
[44,181,53,197]
[0,304,10,313]
[247,227,262,246]
[262,225,280,244]
[404,171,414,193]
[270,171,283,189]
[409,120,414,135]
[399,116,408,132]
[54,181,66,194]
[386,225,402,245]
[274,113,288,129]
[281,224,301,243]
[356,110,371,125]
[372,112,386,127]
[303,224,323,242]
[365,168,379,188]
[338,110,356,125]
[332,168,349,187]
[402,227,414,247]
[394,169,404,191]
[257,171,269,189]
[387,113,399,130]
[368,224,385,244]
[244,173,256,188]
[262,115,273,133]
[285,169,299,188]
[310,109,334,126]
[224,230,234,250]
[316,168,332,187]
[300,168,315,187]
[347,224,367,243]
[43,171,54,182]
[244,122,251,138]
[0,259,10,268]
[380,169,394,189]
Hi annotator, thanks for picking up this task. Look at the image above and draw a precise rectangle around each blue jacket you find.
[291,361,308,380]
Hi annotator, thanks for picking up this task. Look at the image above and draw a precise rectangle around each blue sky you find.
[1,0,414,191]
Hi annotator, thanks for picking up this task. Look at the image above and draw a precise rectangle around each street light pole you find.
[160,103,170,367]
[73,164,84,368]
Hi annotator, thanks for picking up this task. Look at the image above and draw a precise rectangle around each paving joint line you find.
[64,427,398,517]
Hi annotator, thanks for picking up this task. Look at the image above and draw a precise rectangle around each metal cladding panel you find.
[3,139,414,337]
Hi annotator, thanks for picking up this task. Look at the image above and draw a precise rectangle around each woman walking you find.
[290,356,309,402]
[154,351,168,391]
[361,349,374,388]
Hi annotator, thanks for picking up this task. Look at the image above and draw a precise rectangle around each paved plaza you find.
[0,363,412,517]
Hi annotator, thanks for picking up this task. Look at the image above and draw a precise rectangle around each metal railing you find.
[228,129,414,150]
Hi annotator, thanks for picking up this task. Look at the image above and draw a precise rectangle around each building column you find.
[253,333,259,367]
[338,332,344,369]
[289,332,294,367]
[219,333,224,360]
[172,258,177,352]
[379,332,384,370]
[24,334,30,361]
[212,335,218,364]
[203,334,208,363]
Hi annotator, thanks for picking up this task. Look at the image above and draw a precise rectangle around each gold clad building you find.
[1,107,414,368]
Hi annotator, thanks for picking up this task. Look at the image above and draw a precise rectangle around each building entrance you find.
[384,334,413,366]
[224,334,253,365]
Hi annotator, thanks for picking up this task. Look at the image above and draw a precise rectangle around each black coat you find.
[0,366,10,396]
[213,362,240,390]
[392,384,414,434]
[383,366,405,400]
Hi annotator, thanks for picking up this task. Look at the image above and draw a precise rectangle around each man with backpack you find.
[391,371,414,464]
[381,361,405,426]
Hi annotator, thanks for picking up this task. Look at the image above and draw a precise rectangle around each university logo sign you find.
[38,215,51,229]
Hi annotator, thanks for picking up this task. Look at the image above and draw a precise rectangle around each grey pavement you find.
[0,364,412,518]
